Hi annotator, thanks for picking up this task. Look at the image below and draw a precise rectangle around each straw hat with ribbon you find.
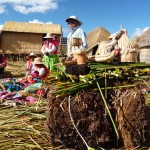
[27,52,36,59]
[28,52,36,57]
[66,16,83,26]
[43,33,54,39]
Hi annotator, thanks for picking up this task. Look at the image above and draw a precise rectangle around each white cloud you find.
[29,19,53,24]
[0,0,58,14]
[133,27,150,37]
[0,24,3,29]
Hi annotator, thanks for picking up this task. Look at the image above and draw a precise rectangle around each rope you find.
[68,95,104,150]
[68,95,89,149]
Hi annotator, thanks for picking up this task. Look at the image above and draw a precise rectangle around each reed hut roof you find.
[86,27,110,54]
[137,28,150,48]
[1,21,62,35]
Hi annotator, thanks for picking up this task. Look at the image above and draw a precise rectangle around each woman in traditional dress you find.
[41,33,60,71]
[31,57,50,79]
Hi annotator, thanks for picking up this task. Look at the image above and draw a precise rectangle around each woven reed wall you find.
[139,47,150,64]
[1,32,43,54]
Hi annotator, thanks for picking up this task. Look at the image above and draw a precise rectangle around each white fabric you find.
[36,68,46,77]
[41,44,56,55]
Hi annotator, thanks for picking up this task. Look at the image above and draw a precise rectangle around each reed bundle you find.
[0,103,56,150]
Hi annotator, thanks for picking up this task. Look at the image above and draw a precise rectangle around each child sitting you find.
[26,53,37,75]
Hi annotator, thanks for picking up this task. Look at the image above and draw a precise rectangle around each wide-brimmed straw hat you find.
[27,52,36,59]
[33,57,44,65]
[66,16,82,26]
[43,33,54,39]
[28,52,36,57]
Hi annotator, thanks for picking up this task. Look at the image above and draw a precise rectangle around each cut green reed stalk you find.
[54,82,93,96]
[96,81,119,139]
[54,78,135,97]
[36,82,46,106]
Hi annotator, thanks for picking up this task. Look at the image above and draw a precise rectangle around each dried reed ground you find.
[0,61,63,150]
[5,61,26,78]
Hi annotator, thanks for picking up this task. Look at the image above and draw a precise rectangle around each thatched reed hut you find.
[137,28,150,63]
[137,28,150,48]
[0,21,62,55]
[85,27,110,55]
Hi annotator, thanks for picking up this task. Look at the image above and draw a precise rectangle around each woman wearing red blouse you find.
[41,33,60,71]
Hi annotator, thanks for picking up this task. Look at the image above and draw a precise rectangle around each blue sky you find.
[0,0,149,38]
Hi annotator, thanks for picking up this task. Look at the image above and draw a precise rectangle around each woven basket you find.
[73,53,88,65]
[62,60,77,66]
[73,50,85,55]
[71,38,82,46]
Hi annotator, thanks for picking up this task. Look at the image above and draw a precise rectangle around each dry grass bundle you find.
[47,86,150,150]
[112,87,147,149]
[47,89,114,150]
